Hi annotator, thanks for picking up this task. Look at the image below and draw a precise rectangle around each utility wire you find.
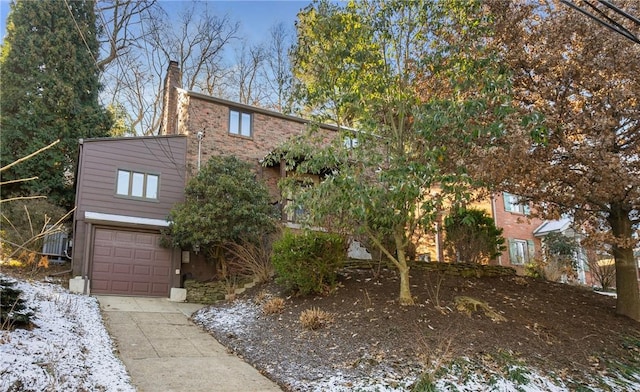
[62,0,102,72]
[560,0,640,44]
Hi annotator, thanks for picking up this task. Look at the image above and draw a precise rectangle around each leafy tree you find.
[444,208,505,264]
[0,0,112,209]
[536,231,580,282]
[478,0,640,320]
[287,0,506,305]
[164,156,277,276]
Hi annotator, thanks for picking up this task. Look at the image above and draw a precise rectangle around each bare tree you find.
[99,2,239,135]
[148,3,238,91]
[262,22,294,112]
[96,0,159,70]
[230,41,268,105]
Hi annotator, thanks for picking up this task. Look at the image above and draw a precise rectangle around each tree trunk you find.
[395,231,414,305]
[608,204,640,322]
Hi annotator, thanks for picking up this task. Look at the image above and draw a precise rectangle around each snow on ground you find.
[0,275,135,392]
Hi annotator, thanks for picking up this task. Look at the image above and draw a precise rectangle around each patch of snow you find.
[194,299,639,392]
[193,300,258,334]
[0,275,135,392]
[594,290,617,298]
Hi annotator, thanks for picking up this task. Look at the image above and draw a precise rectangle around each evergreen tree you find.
[0,0,112,209]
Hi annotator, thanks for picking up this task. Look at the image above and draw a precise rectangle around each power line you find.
[560,0,640,44]
[62,0,102,73]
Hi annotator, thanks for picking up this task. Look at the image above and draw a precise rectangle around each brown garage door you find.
[91,228,171,296]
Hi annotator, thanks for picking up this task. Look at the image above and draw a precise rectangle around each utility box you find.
[69,277,89,295]
[170,288,187,302]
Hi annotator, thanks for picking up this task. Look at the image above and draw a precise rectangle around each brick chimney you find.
[159,61,182,135]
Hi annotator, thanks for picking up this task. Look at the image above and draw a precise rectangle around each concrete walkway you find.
[96,296,282,392]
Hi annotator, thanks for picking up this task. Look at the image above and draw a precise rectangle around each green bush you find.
[272,230,345,295]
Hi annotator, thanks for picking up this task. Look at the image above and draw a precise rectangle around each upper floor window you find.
[503,192,531,215]
[229,109,252,137]
[116,169,159,200]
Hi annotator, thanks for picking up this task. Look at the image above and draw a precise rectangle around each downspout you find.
[196,131,204,171]
[491,193,502,265]
[82,222,92,294]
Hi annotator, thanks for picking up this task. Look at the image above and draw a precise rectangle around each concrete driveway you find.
[96,296,282,392]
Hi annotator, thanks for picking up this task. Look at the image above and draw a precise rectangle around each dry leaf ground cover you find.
[194,264,640,391]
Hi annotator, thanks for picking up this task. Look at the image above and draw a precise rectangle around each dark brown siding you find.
[72,135,187,277]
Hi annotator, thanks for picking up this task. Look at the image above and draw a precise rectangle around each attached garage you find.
[90,228,172,297]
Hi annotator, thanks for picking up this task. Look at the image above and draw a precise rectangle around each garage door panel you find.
[115,231,135,242]
[112,263,133,274]
[95,229,115,241]
[91,228,171,296]
[135,233,155,246]
[134,249,152,261]
[111,281,132,292]
[94,245,113,257]
[91,280,109,291]
[151,283,169,293]
[133,265,151,275]
[92,261,112,273]
[153,266,170,277]
[132,282,152,294]
[114,247,134,259]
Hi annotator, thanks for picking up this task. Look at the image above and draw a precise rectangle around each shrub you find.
[299,307,334,330]
[444,208,505,264]
[164,156,277,277]
[0,199,69,259]
[225,235,276,284]
[272,230,345,295]
[0,278,35,330]
[262,297,285,315]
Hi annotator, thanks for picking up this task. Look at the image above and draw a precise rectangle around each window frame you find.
[229,108,253,138]
[508,238,535,265]
[115,169,160,201]
[503,192,531,215]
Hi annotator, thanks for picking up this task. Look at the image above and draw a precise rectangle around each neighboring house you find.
[491,192,544,273]
[71,61,338,297]
[421,191,544,273]
[71,135,188,297]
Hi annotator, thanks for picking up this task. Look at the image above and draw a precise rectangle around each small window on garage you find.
[116,170,159,200]
[229,109,252,137]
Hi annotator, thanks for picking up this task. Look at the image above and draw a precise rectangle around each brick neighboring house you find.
[491,192,544,273]
[422,191,544,274]
[70,61,338,297]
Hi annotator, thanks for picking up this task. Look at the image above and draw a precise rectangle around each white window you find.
[116,169,159,200]
[229,109,252,137]
[343,135,359,149]
[503,192,530,215]
[508,238,534,265]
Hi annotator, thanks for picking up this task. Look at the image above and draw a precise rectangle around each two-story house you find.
[70,61,338,297]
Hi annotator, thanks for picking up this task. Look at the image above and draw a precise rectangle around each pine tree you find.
[0,278,35,330]
[0,0,112,209]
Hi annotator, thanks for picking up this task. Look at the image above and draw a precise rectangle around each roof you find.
[186,91,341,132]
[533,218,573,237]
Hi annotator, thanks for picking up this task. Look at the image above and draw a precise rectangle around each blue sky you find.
[0,0,311,44]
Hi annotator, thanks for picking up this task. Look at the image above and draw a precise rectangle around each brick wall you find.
[176,92,337,202]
